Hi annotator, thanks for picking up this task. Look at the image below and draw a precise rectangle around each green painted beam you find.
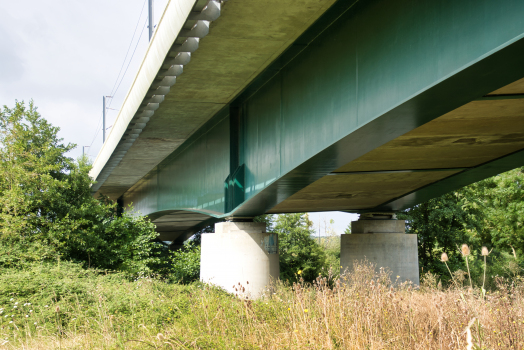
[124,0,524,230]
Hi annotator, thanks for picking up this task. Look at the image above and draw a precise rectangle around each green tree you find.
[398,189,485,280]
[170,242,201,283]
[0,101,163,275]
[399,167,524,283]
[473,168,524,261]
[273,213,327,283]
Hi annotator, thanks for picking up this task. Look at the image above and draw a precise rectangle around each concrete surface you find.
[91,0,338,200]
[341,220,419,285]
[200,222,279,298]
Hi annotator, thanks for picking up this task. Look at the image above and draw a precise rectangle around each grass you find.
[0,262,523,349]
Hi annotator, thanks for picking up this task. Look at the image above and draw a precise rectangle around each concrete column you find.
[341,214,419,285]
[200,221,279,298]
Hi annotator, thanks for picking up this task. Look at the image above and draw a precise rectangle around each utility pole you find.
[102,96,112,143]
[102,96,106,143]
[148,0,154,41]
[82,146,89,157]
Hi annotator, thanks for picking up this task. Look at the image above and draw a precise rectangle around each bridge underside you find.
[91,0,524,244]
[271,91,524,213]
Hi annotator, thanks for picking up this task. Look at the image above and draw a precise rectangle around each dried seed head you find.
[440,252,449,262]
[55,306,60,313]
[461,244,470,257]
[481,246,489,256]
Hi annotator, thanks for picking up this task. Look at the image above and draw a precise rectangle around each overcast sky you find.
[0,0,358,233]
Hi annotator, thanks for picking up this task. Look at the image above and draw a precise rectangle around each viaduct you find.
[91,0,524,297]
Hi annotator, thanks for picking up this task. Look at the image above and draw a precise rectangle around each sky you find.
[0,0,359,234]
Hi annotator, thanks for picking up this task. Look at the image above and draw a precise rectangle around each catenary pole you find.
[102,96,106,143]
[148,0,154,41]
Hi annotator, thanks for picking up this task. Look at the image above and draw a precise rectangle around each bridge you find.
[91,0,524,296]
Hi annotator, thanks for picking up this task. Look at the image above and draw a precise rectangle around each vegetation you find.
[399,167,524,286]
[1,261,523,349]
[1,100,524,347]
[0,101,166,275]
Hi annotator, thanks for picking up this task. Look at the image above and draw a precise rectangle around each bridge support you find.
[341,213,419,285]
[200,221,279,298]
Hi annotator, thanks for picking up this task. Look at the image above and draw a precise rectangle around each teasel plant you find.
[481,246,492,298]
[460,244,473,290]
[440,252,458,288]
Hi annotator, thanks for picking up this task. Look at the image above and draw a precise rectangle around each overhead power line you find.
[108,0,148,106]
[110,19,148,108]
[87,0,149,157]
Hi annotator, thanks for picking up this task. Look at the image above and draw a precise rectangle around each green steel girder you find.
[124,0,524,230]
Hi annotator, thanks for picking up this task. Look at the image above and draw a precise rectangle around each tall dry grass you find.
[1,262,523,349]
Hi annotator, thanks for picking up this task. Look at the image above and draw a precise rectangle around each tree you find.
[273,213,327,283]
[0,101,163,275]
[398,188,485,280]
[473,168,524,261]
[170,241,201,283]
[399,167,524,283]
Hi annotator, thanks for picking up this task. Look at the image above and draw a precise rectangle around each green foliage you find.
[399,167,524,284]
[170,242,201,284]
[398,189,484,280]
[0,261,196,335]
[0,101,163,275]
[473,168,524,261]
[272,213,327,283]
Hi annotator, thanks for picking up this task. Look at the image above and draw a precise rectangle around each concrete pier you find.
[341,214,419,285]
[200,221,279,298]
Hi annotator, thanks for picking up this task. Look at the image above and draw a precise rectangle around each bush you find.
[0,101,164,275]
[170,242,201,284]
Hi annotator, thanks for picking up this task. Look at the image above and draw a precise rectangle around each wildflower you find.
[297,270,302,275]
[9,321,12,324]
[288,308,290,310]
[481,246,489,256]
[461,244,470,257]
[304,309,308,313]
[440,252,449,262]
[396,275,400,279]
[29,310,32,313]
[44,305,48,308]
[9,298,13,301]
[14,302,18,305]
[12,306,16,309]
[34,322,37,325]
[25,315,28,318]
[294,330,298,333]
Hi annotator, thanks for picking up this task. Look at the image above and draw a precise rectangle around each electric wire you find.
[110,19,148,108]
[86,0,149,157]
[108,0,148,106]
